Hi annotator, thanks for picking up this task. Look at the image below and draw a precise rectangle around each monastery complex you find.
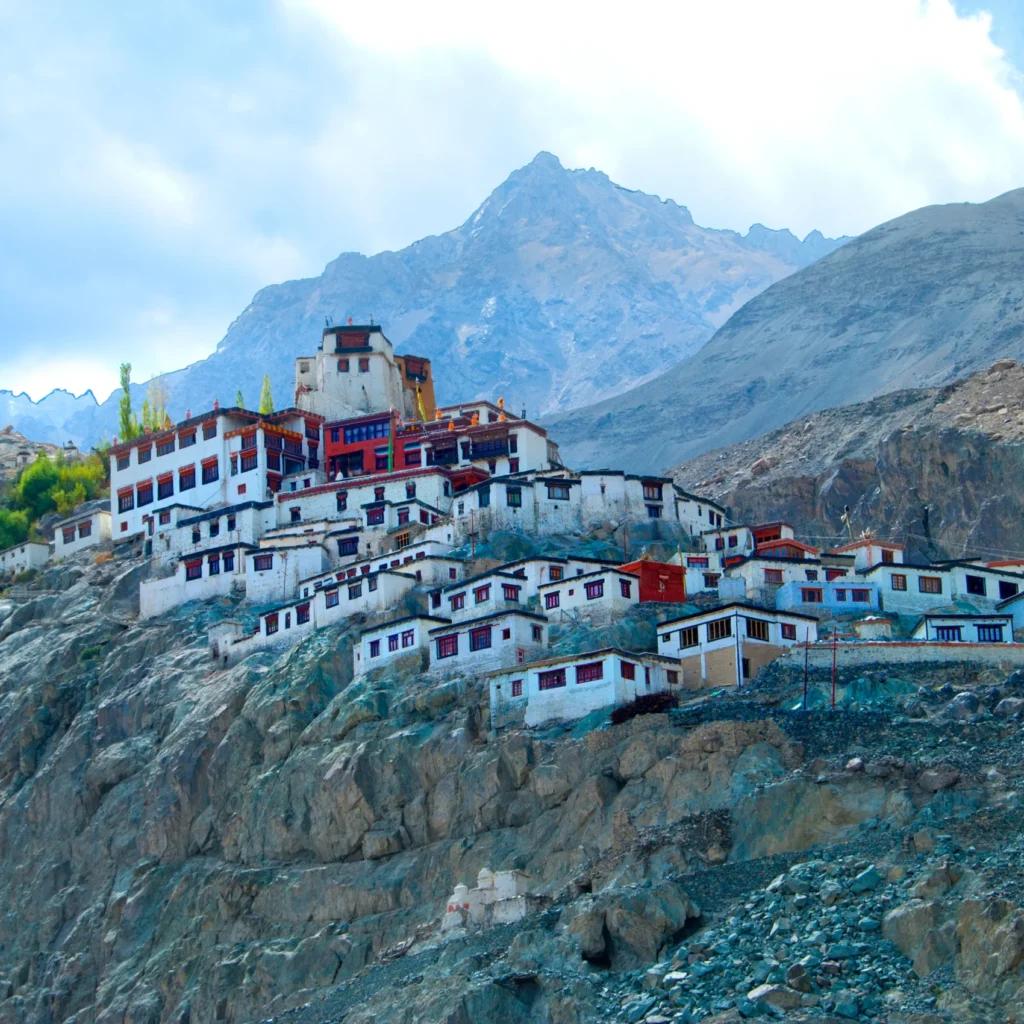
[6,322,1024,727]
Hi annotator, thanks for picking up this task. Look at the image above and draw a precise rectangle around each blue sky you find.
[2,0,1023,403]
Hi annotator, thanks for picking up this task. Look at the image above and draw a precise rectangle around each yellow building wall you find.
[395,355,437,422]
[677,641,788,690]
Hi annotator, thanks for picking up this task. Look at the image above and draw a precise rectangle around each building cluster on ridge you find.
[5,321,1024,728]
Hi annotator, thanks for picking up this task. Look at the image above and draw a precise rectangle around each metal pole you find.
[470,509,475,559]
[831,626,838,711]
[802,627,809,710]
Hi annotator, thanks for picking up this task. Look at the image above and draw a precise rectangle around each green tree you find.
[235,388,245,408]
[258,375,274,415]
[118,363,139,442]
[141,376,169,432]
[15,454,60,518]
[0,509,30,549]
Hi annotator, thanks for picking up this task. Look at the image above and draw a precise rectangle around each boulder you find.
[747,984,802,1010]
[918,768,960,793]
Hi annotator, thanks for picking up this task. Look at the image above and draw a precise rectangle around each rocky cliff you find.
[550,186,1024,473]
[2,547,1024,1022]
[669,359,1024,562]
[2,153,843,448]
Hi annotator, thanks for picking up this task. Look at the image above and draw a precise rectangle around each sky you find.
[1,0,1023,403]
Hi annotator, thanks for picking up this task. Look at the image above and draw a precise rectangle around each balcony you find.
[471,438,509,459]
[427,448,458,467]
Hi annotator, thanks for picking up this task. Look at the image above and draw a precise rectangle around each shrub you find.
[611,691,679,725]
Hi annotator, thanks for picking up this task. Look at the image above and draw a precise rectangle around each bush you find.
[611,691,679,725]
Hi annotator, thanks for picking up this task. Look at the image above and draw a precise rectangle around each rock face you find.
[3,552,1024,1023]
[667,360,1024,559]
[2,153,843,448]
[550,187,1024,472]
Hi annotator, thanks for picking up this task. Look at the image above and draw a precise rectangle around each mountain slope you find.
[2,153,843,447]
[548,187,1024,474]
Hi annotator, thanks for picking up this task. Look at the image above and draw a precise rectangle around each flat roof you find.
[177,499,274,527]
[360,614,452,637]
[427,609,549,633]
[537,566,639,588]
[443,568,531,591]
[658,602,821,628]
[483,647,680,676]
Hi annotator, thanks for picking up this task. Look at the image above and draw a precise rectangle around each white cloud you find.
[288,0,1024,238]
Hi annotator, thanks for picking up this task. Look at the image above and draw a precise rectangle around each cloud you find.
[0,0,1022,400]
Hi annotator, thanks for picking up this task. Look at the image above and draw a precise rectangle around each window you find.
[511,679,523,697]
[764,568,783,584]
[642,482,663,501]
[531,625,542,641]
[367,508,385,526]
[449,568,458,580]
[208,554,220,576]
[620,661,636,680]
[325,589,339,608]
[549,566,563,581]
[708,616,732,641]
[509,457,520,474]
[388,634,399,652]
[263,614,278,636]
[223,552,234,572]
[825,569,847,582]
[852,589,870,603]
[209,520,220,538]
[978,624,1004,642]
[891,573,908,591]
[116,454,130,471]
[192,528,201,544]
[348,583,362,599]
[179,466,196,491]
[297,604,310,624]
[137,482,153,507]
[805,570,819,582]
[679,626,698,648]
[801,588,824,604]
[289,507,301,523]
[203,422,217,440]
[337,358,349,372]
[240,452,257,473]
[506,487,522,508]
[253,554,273,572]
[503,584,520,601]
[728,535,738,548]
[436,634,458,659]
[369,639,380,657]
[179,431,196,449]
[431,591,441,608]
[338,537,358,557]
[138,447,152,464]
[703,573,721,589]
[470,626,492,651]
[373,486,385,501]
[157,439,175,456]
[396,507,410,526]
[687,557,709,569]
[450,593,465,611]
[881,548,895,564]
[966,574,987,596]
[715,537,725,551]
[474,585,491,604]
[575,661,603,684]
[336,492,348,513]
[545,591,560,610]
[647,505,662,519]
[935,625,962,641]
[158,510,171,525]
[202,460,219,484]
[538,669,566,690]
[919,576,943,595]
[585,580,604,600]
[61,527,76,545]
[781,622,797,640]
[835,588,847,601]
[118,491,134,513]
[78,521,92,539]
[502,628,512,640]
[358,358,370,372]
[184,561,202,582]
[742,658,751,680]
[547,483,571,500]
[401,629,415,648]
[746,617,770,641]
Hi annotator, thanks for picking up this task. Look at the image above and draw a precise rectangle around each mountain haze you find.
[1,153,843,446]
[549,187,1024,474]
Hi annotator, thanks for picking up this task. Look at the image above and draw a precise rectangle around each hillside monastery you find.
[4,321,1024,727]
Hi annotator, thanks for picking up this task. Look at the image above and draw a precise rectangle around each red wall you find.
[619,561,686,604]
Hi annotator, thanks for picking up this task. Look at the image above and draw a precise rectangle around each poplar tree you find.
[235,388,245,409]
[258,375,274,415]
[118,363,139,442]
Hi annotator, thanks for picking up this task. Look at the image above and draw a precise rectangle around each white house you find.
[857,562,1024,615]
[354,614,452,675]
[140,543,251,620]
[53,505,111,559]
[828,537,904,570]
[428,610,549,676]
[245,545,329,605]
[657,603,818,689]
[109,406,323,540]
[488,647,680,728]
[911,613,1014,644]
[436,570,534,622]
[775,579,879,613]
[0,541,50,576]
[536,567,639,623]
[148,500,275,568]
[493,555,621,597]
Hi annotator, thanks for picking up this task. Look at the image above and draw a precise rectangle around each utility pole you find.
[831,626,838,711]
[802,627,810,710]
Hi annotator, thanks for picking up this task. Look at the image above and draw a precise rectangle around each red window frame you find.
[620,661,636,680]
[891,573,908,591]
[296,603,310,624]
[369,639,380,657]
[450,593,465,611]
[474,584,491,604]
[436,634,458,659]
[401,629,415,648]
[919,576,943,594]
[538,669,566,690]
[469,626,492,651]
[264,613,278,635]
[545,592,560,609]
[503,584,520,601]
[253,553,273,572]
[325,589,339,608]
[575,661,604,684]
[763,568,783,584]
[851,589,870,602]
[620,579,632,598]
[511,679,523,697]
[781,622,797,640]
[800,588,824,603]
[388,634,399,652]
[178,465,196,491]
[585,580,604,600]
[62,527,76,544]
